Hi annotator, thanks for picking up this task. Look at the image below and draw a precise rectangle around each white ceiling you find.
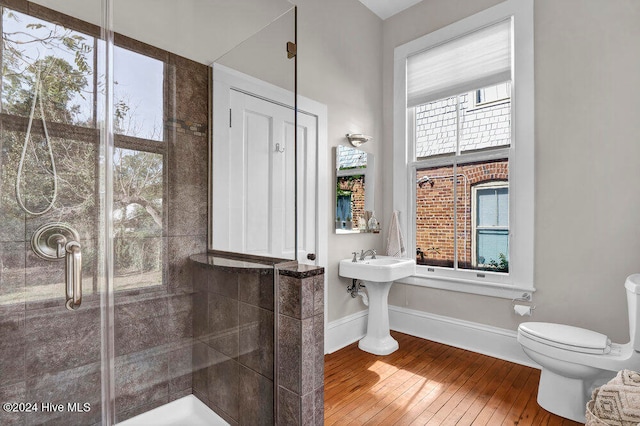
[358,0,423,20]
[26,0,417,64]
[29,0,294,65]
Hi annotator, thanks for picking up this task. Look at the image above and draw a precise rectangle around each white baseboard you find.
[388,305,539,368]
[325,310,368,354]
[325,305,539,369]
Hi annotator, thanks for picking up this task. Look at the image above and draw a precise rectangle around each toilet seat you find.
[519,322,611,355]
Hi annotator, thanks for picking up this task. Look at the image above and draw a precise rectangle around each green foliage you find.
[487,253,509,273]
[112,150,163,274]
[1,10,163,279]
[2,9,95,125]
[336,174,363,198]
[2,56,88,124]
[114,99,131,132]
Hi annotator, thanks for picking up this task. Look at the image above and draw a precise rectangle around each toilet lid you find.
[518,322,611,354]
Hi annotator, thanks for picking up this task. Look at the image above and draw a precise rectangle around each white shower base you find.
[116,395,228,426]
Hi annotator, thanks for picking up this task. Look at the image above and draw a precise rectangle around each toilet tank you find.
[625,274,640,351]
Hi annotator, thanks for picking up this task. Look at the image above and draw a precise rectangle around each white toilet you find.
[517,273,640,423]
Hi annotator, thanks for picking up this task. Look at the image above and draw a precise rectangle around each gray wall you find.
[293,0,385,323]
[381,0,640,343]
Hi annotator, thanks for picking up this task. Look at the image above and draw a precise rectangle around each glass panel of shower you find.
[110,0,295,424]
[0,0,109,425]
[0,0,295,424]
[211,8,298,261]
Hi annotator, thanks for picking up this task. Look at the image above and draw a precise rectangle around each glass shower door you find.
[0,1,108,424]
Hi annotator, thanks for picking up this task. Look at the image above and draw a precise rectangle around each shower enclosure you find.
[0,0,302,424]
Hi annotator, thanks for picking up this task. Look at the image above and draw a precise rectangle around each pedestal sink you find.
[339,256,416,355]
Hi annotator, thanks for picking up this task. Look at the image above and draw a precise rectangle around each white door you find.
[295,110,318,265]
[215,89,317,262]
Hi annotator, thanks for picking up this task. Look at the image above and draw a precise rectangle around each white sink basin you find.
[339,256,415,282]
[339,255,416,355]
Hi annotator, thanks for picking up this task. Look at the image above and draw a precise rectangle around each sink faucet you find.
[359,249,377,261]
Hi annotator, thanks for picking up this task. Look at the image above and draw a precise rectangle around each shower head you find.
[417,176,434,188]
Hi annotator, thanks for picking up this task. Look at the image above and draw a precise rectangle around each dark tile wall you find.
[277,270,325,426]
[113,34,209,423]
[191,257,325,426]
[191,260,276,425]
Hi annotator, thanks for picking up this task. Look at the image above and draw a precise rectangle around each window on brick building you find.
[473,181,509,271]
[415,157,509,273]
[393,0,534,295]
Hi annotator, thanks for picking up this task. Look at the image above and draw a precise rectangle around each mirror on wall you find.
[335,145,376,234]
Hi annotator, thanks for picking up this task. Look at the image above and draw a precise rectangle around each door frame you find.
[210,62,329,323]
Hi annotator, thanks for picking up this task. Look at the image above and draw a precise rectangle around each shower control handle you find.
[65,241,82,311]
[54,235,66,258]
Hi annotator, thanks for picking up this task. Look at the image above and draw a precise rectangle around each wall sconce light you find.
[346,133,372,147]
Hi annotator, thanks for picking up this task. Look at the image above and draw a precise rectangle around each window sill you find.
[396,273,535,300]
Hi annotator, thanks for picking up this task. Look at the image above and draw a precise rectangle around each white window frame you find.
[393,0,535,299]
[471,181,509,269]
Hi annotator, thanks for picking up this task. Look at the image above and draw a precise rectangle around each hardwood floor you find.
[324,332,583,425]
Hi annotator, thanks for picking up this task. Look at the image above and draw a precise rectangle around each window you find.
[415,159,509,272]
[473,181,509,271]
[113,46,164,141]
[0,5,167,300]
[393,0,534,297]
[111,50,165,291]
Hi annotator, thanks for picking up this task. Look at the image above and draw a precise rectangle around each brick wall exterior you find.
[414,85,511,269]
[337,175,365,223]
[416,160,509,269]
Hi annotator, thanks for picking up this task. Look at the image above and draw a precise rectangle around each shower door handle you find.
[65,241,82,311]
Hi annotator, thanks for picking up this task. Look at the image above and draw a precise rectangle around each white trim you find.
[325,310,368,354]
[393,0,534,296]
[325,304,539,368]
[398,274,534,300]
[388,305,539,368]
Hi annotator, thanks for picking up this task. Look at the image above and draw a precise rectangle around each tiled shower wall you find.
[0,1,209,424]
[191,257,276,425]
[112,31,209,423]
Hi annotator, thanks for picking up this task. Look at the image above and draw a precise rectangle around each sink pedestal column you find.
[358,280,398,355]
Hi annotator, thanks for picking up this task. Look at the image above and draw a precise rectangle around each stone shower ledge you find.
[190,253,273,272]
[189,252,324,278]
[277,263,324,279]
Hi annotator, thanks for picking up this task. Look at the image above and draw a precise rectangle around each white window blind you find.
[406,18,512,108]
